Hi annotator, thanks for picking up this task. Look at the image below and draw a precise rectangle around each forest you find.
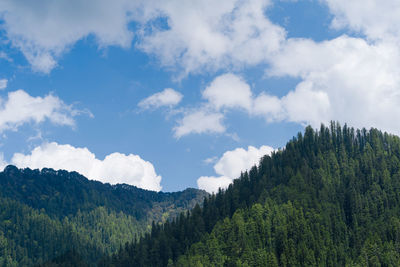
[3,122,400,266]
[104,123,400,266]
[0,166,207,266]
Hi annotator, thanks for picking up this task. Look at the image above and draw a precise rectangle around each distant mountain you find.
[106,123,400,266]
[0,166,208,266]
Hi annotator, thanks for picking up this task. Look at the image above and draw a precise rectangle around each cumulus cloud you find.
[174,72,322,137]
[170,73,281,138]
[197,145,275,193]
[130,0,400,137]
[324,0,400,41]
[172,73,252,138]
[200,73,282,121]
[199,73,286,122]
[139,89,225,139]
[138,88,183,110]
[197,176,232,195]
[0,90,82,132]
[0,79,8,90]
[9,0,399,138]
[0,0,285,74]
[266,36,400,133]
[137,0,285,75]
[173,109,225,138]
[188,37,400,135]
[0,0,135,73]
[213,145,275,179]
[202,73,252,111]
[139,76,250,138]
[10,142,162,191]
[252,93,284,122]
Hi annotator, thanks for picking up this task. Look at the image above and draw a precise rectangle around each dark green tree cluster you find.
[106,123,400,266]
[39,250,88,267]
[0,166,207,266]
[0,197,107,266]
[0,166,207,222]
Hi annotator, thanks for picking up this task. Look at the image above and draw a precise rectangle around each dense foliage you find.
[106,123,400,266]
[0,167,207,266]
[0,166,207,221]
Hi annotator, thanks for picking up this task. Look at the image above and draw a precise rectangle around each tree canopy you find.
[106,122,400,266]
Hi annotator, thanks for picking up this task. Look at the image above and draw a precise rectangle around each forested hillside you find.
[105,123,400,266]
[0,166,208,266]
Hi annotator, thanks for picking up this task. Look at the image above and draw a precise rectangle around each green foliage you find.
[0,167,207,266]
[0,166,208,222]
[4,122,400,266]
[107,122,400,266]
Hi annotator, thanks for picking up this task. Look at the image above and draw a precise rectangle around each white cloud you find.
[0,90,81,132]
[0,0,285,74]
[197,145,274,193]
[266,36,400,133]
[10,142,162,191]
[186,35,400,136]
[213,145,275,179]
[202,73,252,111]
[252,93,284,122]
[197,176,232,194]
[141,74,253,138]
[0,0,135,73]
[176,72,329,136]
[173,109,225,138]
[0,79,7,90]
[137,0,285,75]
[10,0,399,138]
[324,0,400,41]
[129,0,400,137]
[170,73,283,138]
[199,73,282,123]
[172,73,252,138]
[138,88,183,110]
[280,82,331,126]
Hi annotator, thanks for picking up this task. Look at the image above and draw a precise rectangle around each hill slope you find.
[107,123,400,266]
[0,166,208,266]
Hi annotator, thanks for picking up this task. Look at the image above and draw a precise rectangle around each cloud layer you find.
[0,0,284,74]
[9,142,162,191]
[198,145,274,193]
[267,36,400,133]
[128,0,400,139]
[0,0,135,73]
[324,0,400,41]
[136,0,285,75]
[175,48,400,136]
[3,0,400,192]
[0,90,81,132]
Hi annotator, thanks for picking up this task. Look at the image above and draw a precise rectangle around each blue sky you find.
[1,0,400,192]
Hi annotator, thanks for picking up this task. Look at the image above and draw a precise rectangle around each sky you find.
[1,0,400,193]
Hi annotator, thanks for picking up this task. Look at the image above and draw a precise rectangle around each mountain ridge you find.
[0,164,208,220]
[105,123,400,266]
[0,165,208,266]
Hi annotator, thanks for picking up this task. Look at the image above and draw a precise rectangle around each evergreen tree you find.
[108,123,400,266]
